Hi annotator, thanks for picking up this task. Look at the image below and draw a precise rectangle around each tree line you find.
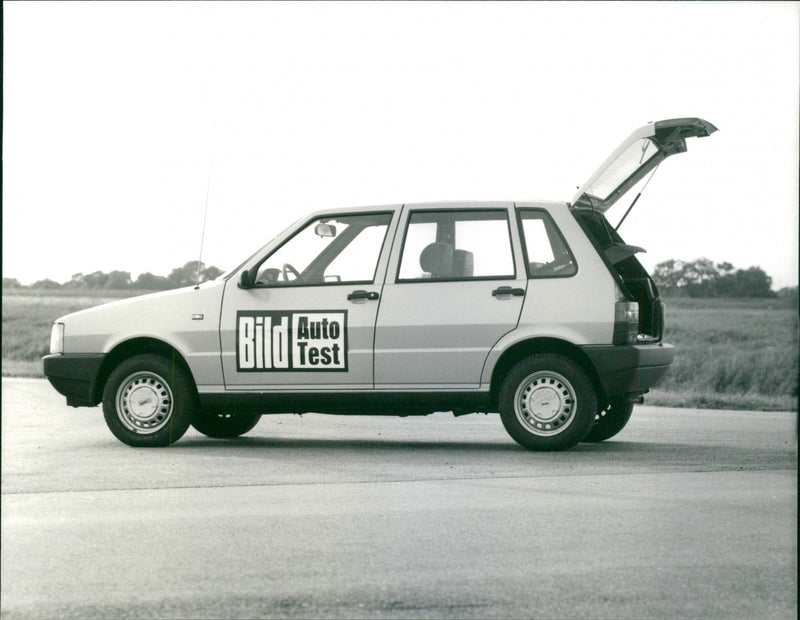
[3,261,224,291]
[653,258,794,299]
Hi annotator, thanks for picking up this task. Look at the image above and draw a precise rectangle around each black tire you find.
[102,354,196,447]
[499,354,597,451]
[583,401,634,442]
[191,410,261,439]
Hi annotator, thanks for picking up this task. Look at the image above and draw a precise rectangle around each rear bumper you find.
[580,342,675,399]
[42,354,105,407]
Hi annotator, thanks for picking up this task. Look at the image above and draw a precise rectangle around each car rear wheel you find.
[499,354,597,451]
[102,354,196,447]
[191,410,261,438]
[583,401,634,442]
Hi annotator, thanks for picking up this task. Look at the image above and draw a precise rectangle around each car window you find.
[255,213,392,286]
[397,210,515,281]
[519,210,577,277]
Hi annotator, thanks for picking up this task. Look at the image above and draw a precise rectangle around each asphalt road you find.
[1,378,797,619]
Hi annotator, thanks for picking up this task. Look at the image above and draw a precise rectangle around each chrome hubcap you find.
[116,372,173,434]
[514,371,577,436]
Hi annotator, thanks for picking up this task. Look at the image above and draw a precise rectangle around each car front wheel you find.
[102,354,196,447]
[499,354,597,451]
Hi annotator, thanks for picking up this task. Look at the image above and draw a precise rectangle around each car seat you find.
[452,249,474,278]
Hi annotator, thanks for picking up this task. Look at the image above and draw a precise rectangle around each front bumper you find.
[580,342,675,399]
[42,354,105,407]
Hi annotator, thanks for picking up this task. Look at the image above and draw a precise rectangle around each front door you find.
[374,205,527,388]
[220,211,395,390]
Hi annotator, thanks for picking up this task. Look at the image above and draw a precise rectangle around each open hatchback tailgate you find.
[572,118,718,212]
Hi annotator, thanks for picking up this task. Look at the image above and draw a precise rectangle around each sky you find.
[3,1,799,289]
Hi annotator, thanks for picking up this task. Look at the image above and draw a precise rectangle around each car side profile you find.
[43,118,717,450]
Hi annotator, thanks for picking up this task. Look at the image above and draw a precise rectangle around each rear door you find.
[373,204,527,388]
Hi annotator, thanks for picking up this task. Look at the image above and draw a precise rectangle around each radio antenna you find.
[194,152,213,290]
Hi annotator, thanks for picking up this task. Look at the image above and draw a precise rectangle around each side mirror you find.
[239,269,254,288]
[315,223,337,238]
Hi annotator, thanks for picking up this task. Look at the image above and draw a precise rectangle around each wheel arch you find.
[489,337,606,412]
[93,337,197,404]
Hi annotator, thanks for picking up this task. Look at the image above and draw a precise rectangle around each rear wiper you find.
[615,162,661,231]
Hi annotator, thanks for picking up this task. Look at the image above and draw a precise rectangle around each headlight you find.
[50,323,64,354]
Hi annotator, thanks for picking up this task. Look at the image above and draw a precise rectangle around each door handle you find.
[492,286,525,297]
[347,290,379,301]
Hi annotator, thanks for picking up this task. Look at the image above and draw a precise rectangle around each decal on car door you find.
[236,310,348,372]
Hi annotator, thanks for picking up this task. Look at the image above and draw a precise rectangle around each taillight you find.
[613,286,639,345]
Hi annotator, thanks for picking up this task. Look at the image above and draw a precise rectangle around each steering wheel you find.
[548,255,574,272]
[282,263,300,282]
[532,255,573,275]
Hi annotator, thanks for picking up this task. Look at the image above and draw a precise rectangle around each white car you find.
[43,118,717,450]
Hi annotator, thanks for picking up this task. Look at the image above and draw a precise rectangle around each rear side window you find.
[519,210,577,278]
[398,210,515,281]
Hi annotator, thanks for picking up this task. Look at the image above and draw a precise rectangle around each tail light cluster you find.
[613,286,639,345]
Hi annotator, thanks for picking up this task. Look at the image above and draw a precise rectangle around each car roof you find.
[307,200,569,219]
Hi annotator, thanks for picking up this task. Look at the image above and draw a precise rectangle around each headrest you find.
[420,242,454,277]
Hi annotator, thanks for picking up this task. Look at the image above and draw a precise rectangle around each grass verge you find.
[652,297,798,411]
[2,359,44,378]
[646,388,796,412]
